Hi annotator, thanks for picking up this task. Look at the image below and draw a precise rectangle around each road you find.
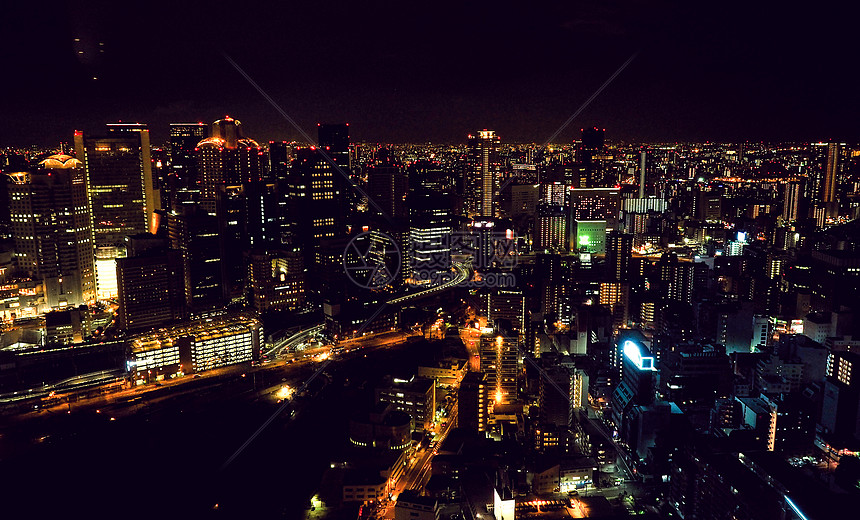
[386,261,470,305]
[374,399,458,519]
[263,324,326,359]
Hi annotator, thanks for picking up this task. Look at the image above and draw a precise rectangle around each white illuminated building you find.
[127,313,261,382]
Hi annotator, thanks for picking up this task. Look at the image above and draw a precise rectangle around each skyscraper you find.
[366,148,408,219]
[196,116,265,214]
[7,156,96,306]
[317,123,350,170]
[480,329,518,406]
[74,124,156,248]
[605,231,633,281]
[535,204,567,252]
[808,142,844,220]
[168,122,207,187]
[116,234,186,331]
[467,130,501,218]
[610,338,656,431]
[567,187,620,230]
[781,179,804,222]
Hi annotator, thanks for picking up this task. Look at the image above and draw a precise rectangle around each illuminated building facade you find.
[246,249,305,313]
[7,156,95,306]
[375,377,436,431]
[480,330,518,406]
[610,339,656,431]
[127,313,261,381]
[572,220,606,254]
[467,130,501,218]
[535,204,567,251]
[168,122,207,187]
[74,124,156,248]
[458,371,489,433]
[567,187,620,230]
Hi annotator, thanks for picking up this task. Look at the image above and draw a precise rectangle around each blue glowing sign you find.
[623,340,655,371]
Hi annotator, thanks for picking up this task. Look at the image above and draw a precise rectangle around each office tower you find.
[286,147,345,270]
[781,179,804,222]
[406,191,454,284]
[567,187,620,230]
[508,184,539,217]
[578,127,607,187]
[7,156,96,306]
[196,117,265,214]
[116,234,186,331]
[482,289,527,335]
[696,190,722,221]
[610,338,656,431]
[639,151,646,198]
[466,130,501,218]
[367,148,408,219]
[317,123,350,170]
[600,281,630,328]
[480,330,518,405]
[572,220,606,254]
[534,204,567,251]
[74,123,156,247]
[581,127,605,150]
[268,141,292,181]
[166,204,225,308]
[605,231,633,281]
[540,182,567,205]
[458,371,489,433]
[243,180,280,249]
[168,122,207,187]
[247,249,305,313]
[658,252,695,304]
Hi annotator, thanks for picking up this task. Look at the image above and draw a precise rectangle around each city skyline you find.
[3,3,860,520]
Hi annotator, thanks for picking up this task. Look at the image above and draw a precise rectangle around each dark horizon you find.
[2,0,860,147]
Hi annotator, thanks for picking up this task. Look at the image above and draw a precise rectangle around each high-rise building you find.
[168,122,207,187]
[116,234,186,331]
[567,187,620,230]
[781,179,804,222]
[535,204,567,252]
[658,252,696,304]
[466,130,501,218]
[480,330,518,406]
[406,191,454,284]
[820,351,860,443]
[166,204,225,308]
[458,371,489,433]
[317,123,350,170]
[74,124,157,247]
[610,338,656,431]
[286,147,346,272]
[367,148,408,219]
[246,249,305,313]
[196,117,265,214]
[605,231,633,281]
[268,141,292,181]
[7,156,96,306]
[808,142,843,203]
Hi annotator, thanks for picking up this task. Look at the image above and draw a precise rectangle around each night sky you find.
[2,0,858,147]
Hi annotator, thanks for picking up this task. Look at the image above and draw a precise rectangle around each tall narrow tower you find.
[467,130,501,218]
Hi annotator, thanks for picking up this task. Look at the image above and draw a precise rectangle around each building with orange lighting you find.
[7,156,96,306]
